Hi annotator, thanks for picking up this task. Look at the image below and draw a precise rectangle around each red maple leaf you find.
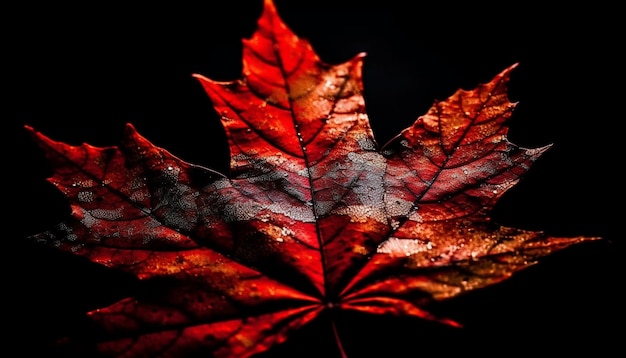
[25,1,600,357]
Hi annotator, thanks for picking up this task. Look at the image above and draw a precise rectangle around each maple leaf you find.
[24,0,600,357]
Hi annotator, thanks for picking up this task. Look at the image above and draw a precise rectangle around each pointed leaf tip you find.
[263,0,277,12]
[24,124,40,138]
[123,122,138,135]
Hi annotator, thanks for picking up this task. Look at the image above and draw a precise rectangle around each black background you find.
[6,0,622,356]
